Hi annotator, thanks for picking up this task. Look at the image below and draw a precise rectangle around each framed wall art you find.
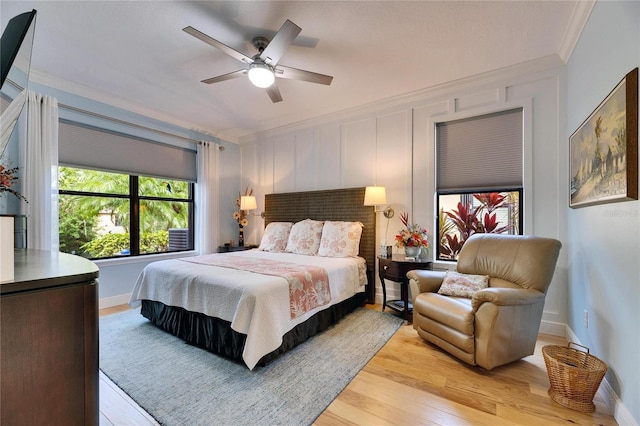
[570,67,638,208]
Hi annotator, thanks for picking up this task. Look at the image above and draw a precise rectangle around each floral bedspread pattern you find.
[182,254,331,318]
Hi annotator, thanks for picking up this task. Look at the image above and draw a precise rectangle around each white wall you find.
[566,1,639,424]
[240,55,568,332]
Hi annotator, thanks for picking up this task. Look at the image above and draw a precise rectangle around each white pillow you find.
[285,219,324,255]
[259,222,293,252]
[318,221,363,258]
[437,271,489,298]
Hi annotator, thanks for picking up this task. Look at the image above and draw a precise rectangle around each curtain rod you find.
[58,102,215,146]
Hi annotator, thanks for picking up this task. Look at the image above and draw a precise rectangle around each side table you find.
[217,245,258,253]
[378,255,433,321]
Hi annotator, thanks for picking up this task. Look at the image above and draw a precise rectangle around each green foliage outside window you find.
[80,230,169,258]
[58,167,192,259]
[58,198,98,256]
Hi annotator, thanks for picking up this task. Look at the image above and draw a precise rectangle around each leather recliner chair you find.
[408,234,562,370]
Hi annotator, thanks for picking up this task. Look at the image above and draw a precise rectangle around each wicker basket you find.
[542,342,608,413]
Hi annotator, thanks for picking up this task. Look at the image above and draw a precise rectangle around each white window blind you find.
[58,120,197,181]
[436,108,523,192]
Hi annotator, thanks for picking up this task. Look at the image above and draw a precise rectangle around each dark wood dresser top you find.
[1,249,99,295]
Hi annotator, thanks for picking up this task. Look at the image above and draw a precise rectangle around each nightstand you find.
[378,255,432,321]
[217,245,258,253]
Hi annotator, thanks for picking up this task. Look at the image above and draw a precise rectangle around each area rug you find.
[99,307,403,426]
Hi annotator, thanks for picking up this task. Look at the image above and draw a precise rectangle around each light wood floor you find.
[99,305,617,426]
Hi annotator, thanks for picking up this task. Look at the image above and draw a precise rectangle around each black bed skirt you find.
[140,292,367,368]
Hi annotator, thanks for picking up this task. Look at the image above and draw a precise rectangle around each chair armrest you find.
[471,287,545,311]
[408,270,446,330]
[407,270,446,294]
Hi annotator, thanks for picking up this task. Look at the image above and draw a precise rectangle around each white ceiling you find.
[1,1,585,143]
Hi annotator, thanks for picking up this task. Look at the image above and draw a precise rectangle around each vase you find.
[404,246,420,258]
[420,246,430,260]
[238,226,244,247]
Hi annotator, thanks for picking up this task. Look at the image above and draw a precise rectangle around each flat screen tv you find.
[1,9,36,88]
[0,9,36,158]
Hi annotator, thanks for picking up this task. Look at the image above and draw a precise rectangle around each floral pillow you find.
[318,221,363,258]
[285,219,324,255]
[437,271,489,298]
[258,222,293,252]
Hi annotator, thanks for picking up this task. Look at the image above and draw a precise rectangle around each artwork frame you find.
[570,67,638,208]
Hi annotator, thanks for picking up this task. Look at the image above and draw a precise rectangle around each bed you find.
[129,187,376,369]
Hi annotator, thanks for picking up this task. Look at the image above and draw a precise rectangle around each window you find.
[57,120,197,259]
[437,190,522,260]
[436,108,523,261]
[58,167,194,259]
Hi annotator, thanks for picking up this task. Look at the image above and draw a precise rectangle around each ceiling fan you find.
[183,20,333,103]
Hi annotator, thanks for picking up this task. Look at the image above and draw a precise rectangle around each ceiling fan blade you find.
[260,20,301,66]
[266,84,283,103]
[275,65,333,86]
[183,26,253,64]
[201,70,246,84]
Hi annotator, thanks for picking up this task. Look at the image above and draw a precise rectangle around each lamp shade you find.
[240,195,257,211]
[248,64,275,88]
[364,186,387,206]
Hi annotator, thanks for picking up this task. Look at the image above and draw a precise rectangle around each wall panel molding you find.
[241,59,566,319]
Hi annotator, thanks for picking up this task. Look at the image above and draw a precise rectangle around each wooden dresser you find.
[1,250,99,426]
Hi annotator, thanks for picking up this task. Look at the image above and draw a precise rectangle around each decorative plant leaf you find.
[438,192,517,260]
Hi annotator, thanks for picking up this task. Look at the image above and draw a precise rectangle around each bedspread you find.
[181,254,331,318]
[129,250,366,369]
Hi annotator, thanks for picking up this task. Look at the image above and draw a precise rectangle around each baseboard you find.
[565,326,637,426]
[539,320,566,337]
[599,378,638,425]
[99,293,132,309]
[404,312,635,424]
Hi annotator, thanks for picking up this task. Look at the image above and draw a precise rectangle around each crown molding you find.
[239,54,565,144]
[558,0,596,64]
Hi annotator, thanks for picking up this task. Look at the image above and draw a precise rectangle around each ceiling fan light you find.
[248,64,275,88]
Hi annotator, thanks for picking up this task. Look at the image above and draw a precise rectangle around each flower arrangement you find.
[233,186,253,228]
[395,212,428,248]
[0,163,27,203]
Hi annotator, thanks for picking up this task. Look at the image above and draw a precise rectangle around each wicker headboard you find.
[264,187,376,303]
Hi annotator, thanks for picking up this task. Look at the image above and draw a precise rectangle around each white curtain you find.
[22,91,59,251]
[196,141,219,254]
[0,89,26,156]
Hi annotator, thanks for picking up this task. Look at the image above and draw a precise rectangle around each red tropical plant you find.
[474,192,508,213]
[439,233,464,259]
[439,192,515,260]
[444,202,480,240]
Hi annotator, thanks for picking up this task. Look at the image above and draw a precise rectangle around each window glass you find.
[59,167,129,195]
[139,199,190,254]
[58,166,194,259]
[437,190,521,261]
[139,176,190,199]
[59,193,131,258]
